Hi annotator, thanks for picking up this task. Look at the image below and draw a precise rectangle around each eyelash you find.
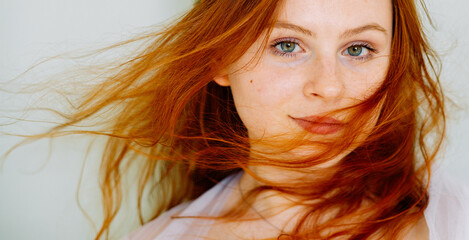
[345,42,377,61]
[269,38,378,61]
[270,38,302,58]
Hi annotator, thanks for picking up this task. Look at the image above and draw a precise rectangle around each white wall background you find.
[0,1,194,240]
[425,0,469,179]
[0,0,468,240]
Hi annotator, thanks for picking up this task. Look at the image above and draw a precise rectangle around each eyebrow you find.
[274,22,388,38]
[274,22,315,37]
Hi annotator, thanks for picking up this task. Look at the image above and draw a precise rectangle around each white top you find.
[122,169,469,240]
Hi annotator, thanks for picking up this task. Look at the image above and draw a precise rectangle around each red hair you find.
[17,0,445,239]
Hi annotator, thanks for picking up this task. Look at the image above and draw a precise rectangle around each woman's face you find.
[215,0,393,150]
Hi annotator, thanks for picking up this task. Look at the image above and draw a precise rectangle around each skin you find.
[215,0,391,178]
[211,0,429,238]
[215,0,392,142]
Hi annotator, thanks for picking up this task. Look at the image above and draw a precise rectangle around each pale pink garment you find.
[122,169,469,240]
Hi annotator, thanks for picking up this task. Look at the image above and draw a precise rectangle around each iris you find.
[347,46,363,56]
[280,42,296,53]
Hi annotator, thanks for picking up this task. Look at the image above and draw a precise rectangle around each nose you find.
[303,56,345,101]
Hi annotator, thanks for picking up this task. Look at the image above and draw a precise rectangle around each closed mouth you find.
[289,115,344,135]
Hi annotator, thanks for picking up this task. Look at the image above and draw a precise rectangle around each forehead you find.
[276,0,393,35]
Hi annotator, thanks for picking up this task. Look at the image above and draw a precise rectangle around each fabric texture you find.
[424,168,469,240]
[122,170,469,240]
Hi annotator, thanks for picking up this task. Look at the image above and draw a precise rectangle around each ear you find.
[213,70,230,87]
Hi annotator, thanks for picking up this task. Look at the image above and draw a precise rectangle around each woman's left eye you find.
[342,43,376,60]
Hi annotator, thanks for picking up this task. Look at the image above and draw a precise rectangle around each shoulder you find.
[424,169,469,240]
[120,172,243,240]
[120,201,192,240]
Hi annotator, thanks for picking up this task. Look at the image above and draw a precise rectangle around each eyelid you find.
[272,37,304,46]
[344,41,377,53]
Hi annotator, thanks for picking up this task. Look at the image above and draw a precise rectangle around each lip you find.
[289,115,344,135]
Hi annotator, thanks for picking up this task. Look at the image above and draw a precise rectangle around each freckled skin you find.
[214,0,393,144]
[208,2,428,238]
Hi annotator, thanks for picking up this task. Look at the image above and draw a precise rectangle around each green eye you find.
[272,39,304,57]
[279,42,297,53]
[347,46,363,56]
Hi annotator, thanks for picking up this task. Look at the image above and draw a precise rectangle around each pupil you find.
[282,42,295,52]
[348,46,362,56]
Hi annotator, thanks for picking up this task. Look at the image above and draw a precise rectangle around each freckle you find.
[250,80,253,83]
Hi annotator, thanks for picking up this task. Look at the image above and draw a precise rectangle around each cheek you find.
[231,68,298,108]
[344,59,389,100]
[347,74,383,101]
[228,69,299,137]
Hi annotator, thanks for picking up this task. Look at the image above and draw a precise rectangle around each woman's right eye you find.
[271,39,304,57]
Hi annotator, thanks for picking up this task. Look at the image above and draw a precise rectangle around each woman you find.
[9,0,468,239]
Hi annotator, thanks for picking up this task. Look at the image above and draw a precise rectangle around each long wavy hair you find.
[15,0,445,239]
